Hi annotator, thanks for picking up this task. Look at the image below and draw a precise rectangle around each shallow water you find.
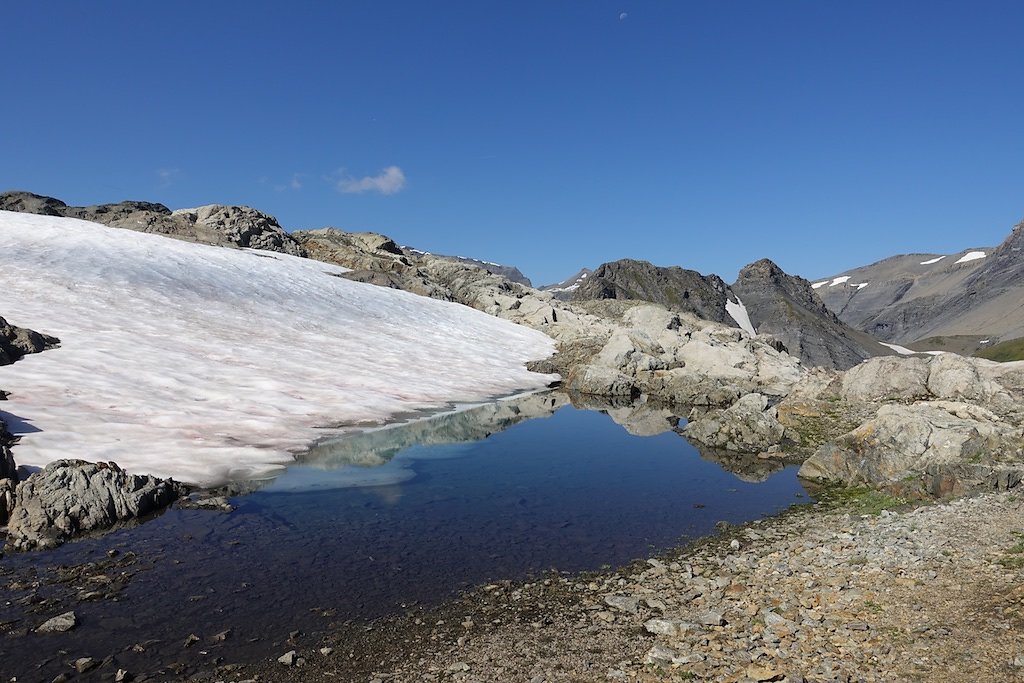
[0,393,809,678]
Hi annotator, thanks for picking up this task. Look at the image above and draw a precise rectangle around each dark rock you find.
[570,259,738,326]
[0,315,60,366]
[6,459,180,550]
[731,259,889,369]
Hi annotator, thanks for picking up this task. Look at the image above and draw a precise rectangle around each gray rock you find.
[36,611,77,633]
[0,315,60,366]
[278,649,299,666]
[731,258,890,370]
[604,595,640,614]
[683,393,786,452]
[6,459,180,550]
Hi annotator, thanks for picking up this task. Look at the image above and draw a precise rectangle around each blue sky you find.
[3,1,1022,286]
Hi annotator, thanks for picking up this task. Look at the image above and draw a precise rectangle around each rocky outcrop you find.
[0,316,60,365]
[171,204,306,256]
[683,392,786,453]
[571,259,738,327]
[1,191,305,256]
[564,305,803,407]
[795,355,1024,496]
[731,258,889,370]
[6,460,181,550]
[541,268,593,301]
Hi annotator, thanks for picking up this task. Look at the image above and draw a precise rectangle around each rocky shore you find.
[239,490,1024,683]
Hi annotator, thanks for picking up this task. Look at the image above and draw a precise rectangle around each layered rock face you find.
[0,191,306,257]
[6,460,180,550]
[731,259,889,370]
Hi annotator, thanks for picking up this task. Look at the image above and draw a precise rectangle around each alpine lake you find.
[0,391,811,679]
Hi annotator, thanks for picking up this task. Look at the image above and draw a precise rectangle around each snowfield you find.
[0,211,556,486]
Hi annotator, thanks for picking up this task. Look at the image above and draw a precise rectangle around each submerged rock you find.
[6,459,180,550]
[683,392,786,452]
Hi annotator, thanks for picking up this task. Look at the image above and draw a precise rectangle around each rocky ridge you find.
[0,191,306,256]
[0,315,60,366]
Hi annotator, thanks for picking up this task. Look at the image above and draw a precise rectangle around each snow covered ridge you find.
[0,211,556,487]
[811,276,868,291]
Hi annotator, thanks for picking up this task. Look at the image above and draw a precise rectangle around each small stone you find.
[746,664,785,681]
[211,629,232,642]
[278,649,298,666]
[183,633,200,648]
[848,622,870,631]
[320,647,334,656]
[698,610,726,626]
[604,595,640,614]
[51,674,71,683]
[74,657,98,673]
[448,662,470,672]
[644,618,689,637]
[730,539,741,550]
[115,669,131,682]
[37,611,77,633]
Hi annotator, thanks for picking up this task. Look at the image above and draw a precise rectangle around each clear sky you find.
[3,1,1022,286]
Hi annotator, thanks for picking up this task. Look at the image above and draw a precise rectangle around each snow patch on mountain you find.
[954,251,987,264]
[725,297,756,336]
[0,211,555,487]
[920,255,947,265]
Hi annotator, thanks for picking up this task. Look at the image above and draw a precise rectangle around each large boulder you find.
[839,356,931,402]
[684,392,786,452]
[6,460,180,550]
[798,402,1024,495]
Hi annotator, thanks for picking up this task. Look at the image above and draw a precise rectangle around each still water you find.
[1,392,809,676]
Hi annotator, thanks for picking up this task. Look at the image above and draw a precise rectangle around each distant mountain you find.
[731,259,892,370]
[811,218,1024,349]
[540,268,593,300]
[570,259,738,327]
[401,247,532,287]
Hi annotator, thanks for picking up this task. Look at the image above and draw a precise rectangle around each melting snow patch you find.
[954,251,986,264]
[0,211,556,487]
[811,281,829,289]
[829,276,851,286]
[854,283,869,290]
[725,297,756,337]
[920,255,946,265]
[880,342,919,356]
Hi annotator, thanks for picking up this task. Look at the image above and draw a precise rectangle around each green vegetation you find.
[818,485,909,515]
[998,533,1024,569]
[975,337,1024,362]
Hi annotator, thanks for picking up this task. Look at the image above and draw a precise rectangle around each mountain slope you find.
[731,259,892,370]
[541,268,593,300]
[813,218,1024,346]
[0,210,554,487]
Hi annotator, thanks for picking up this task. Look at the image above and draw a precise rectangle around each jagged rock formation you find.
[6,460,181,550]
[683,392,786,453]
[731,259,890,370]
[0,315,60,366]
[813,218,1024,347]
[570,259,738,327]
[405,248,533,287]
[0,419,17,525]
[0,191,306,256]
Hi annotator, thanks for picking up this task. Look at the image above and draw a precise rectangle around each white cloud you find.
[619,12,628,20]
[156,168,179,188]
[274,173,304,192]
[335,166,407,195]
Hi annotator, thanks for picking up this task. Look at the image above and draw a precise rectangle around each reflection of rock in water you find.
[300,391,569,470]
[568,391,802,482]
[566,393,680,437]
[688,444,803,483]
